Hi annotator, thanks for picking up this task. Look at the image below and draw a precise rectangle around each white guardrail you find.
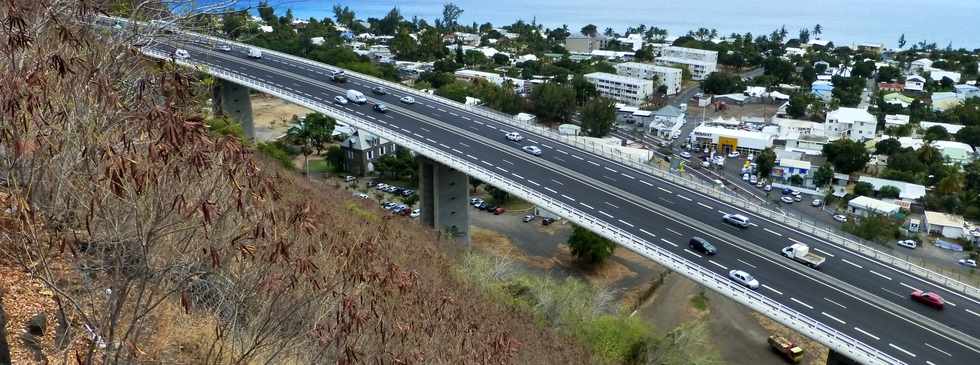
[142,46,905,365]
[110,16,980,299]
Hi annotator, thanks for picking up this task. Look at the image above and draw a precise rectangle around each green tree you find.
[571,74,598,105]
[813,164,834,187]
[898,33,907,49]
[286,113,336,176]
[390,30,419,60]
[442,2,464,30]
[876,66,902,83]
[437,81,470,102]
[579,97,616,137]
[206,116,245,139]
[923,125,950,141]
[789,174,804,186]
[566,226,616,265]
[221,10,249,38]
[377,7,404,35]
[325,145,344,172]
[332,5,355,27]
[530,82,577,124]
[754,148,777,178]
[492,53,510,65]
[955,125,980,147]
[701,72,744,95]
[822,139,870,174]
[257,0,277,25]
[787,93,810,118]
[581,24,598,37]
[880,185,901,198]
[853,181,875,197]
[875,138,902,155]
[486,185,510,205]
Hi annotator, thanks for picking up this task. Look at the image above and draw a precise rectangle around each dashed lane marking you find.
[511,173,523,179]
[813,247,835,257]
[869,270,892,281]
[621,173,635,180]
[924,343,951,357]
[640,229,656,237]
[481,160,493,166]
[660,238,678,247]
[683,249,702,258]
[678,195,693,201]
[888,343,916,358]
[561,194,576,202]
[708,260,728,270]
[821,312,846,325]
[658,187,672,193]
[824,297,847,309]
[604,167,618,173]
[452,148,465,154]
[761,285,783,295]
[618,219,634,227]
[545,187,558,194]
[737,259,757,269]
[465,154,477,160]
[580,202,594,210]
[790,297,813,310]
[604,202,620,209]
[697,202,714,210]
[641,181,654,187]
[841,258,863,269]
[598,210,614,218]
[854,327,880,341]
[495,167,508,173]
[665,228,682,236]
[587,160,600,166]
[763,228,783,237]
[527,180,540,186]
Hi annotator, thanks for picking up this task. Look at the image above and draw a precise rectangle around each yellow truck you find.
[768,335,804,363]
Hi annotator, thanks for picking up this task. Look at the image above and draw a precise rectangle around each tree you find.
[377,7,404,35]
[258,0,277,25]
[436,81,470,103]
[580,97,616,137]
[286,113,336,176]
[701,72,744,95]
[492,52,510,65]
[813,24,823,38]
[442,2,464,30]
[390,30,419,60]
[581,24,598,37]
[880,185,901,198]
[571,74,598,105]
[798,27,810,43]
[754,148,777,178]
[789,174,804,186]
[486,185,510,205]
[566,226,616,265]
[924,125,950,141]
[876,66,902,83]
[898,33,907,49]
[822,139,870,174]
[332,5,355,27]
[955,126,980,147]
[813,164,834,187]
[326,145,344,172]
[854,181,875,197]
[530,82,576,123]
[875,138,902,155]
[221,10,249,38]
[787,93,810,118]
[469,177,483,193]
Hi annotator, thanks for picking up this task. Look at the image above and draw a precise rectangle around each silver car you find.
[400,96,415,104]
[522,145,542,156]
[729,270,760,289]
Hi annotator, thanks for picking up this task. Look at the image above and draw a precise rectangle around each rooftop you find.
[857,176,927,200]
[848,195,901,213]
[828,107,874,123]
[925,211,966,228]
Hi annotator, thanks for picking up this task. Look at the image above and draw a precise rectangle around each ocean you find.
[222,0,980,49]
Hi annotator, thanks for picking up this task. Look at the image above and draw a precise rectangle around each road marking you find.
[496,167,508,173]
[708,260,728,270]
[841,258,863,269]
[737,259,756,269]
[853,327,880,341]
[924,343,952,357]
[604,202,620,209]
[660,238,678,247]
[899,282,918,291]
[587,160,600,166]
[640,229,656,238]
[419,127,431,132]
[437,108,446,112]
[888,343,916,358]
[761,285,782,295]
[621,173,635,180]
[561,194,576,202]
[790,297,813,310]
[554,157,567,163]
[598,210,614,218]
[965,308,980,318]
[618,219,634,227]
[880,287,903,298]
[481,160,493,166]
[462,116,471,120]
[459,142,471,147]
[527,180,540,186]
[677,195,693,201]
[473,120,483,125]
[448,112,458,116]
[400,127,412,133]
[463,153,476,159]
[550,179,564,186]
[813,248,835,257]
[557,149,569,155]
[869,270,892,281]
[683,249,702,258]
[502,159,515,165]
[824,297,847,309]
[511,173,523,179]
[545,187,558,194]
[641,180,654,187]
[572,155,584,160]
[604,167,618,173]
[413,133,425,139]
[440,143,451,149]
[762,228,783,237]
[665,227,682,236]
[488,125,497,130]
[658,187,672,193]
[425,138,437,143]
[821,312,846,325]
[944,299,957,307]
[580,202,594,209]
[541,144,553,149]
[697,202,714,210]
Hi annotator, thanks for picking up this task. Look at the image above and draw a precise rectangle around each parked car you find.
[728,270,760,289]
[763,184,772,192]
[522,145,542,156]
[782,188,793,195]
[897,240,917,249]
[793,195,803,202]
[722,213,750,228]
[400,96,415,104]
[688,237,717,255]
[541,217,556,225]
[484,204,497,212]
[750,175,758,184]
[679,151,692,159]
[371,86,387,95]
[727,151,740,158]
[811,199,823,207]
[781,196,795,204]
[470,198,484,206]
[344,175,356,182]
[410,209,420,218]
[334,95,349,105]
[910,290,945,310]
[355,193,369,199]
[522,214,535,223]
[173,48,190,59]
[505,132,524,141]
[833,214,848,223]
[959,259,978,268]
[373,103,389,113]
[742,173,750,181]
[493,207,506,215]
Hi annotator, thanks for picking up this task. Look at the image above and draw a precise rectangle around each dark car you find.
[541,217,556,225]
[373,103,389,113]
[688,237,718,255]
[910,290,944,310]
[372,86,387,95]
[484,204,497,212]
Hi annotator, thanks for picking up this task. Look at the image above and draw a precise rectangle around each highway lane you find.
[153,41,980,363]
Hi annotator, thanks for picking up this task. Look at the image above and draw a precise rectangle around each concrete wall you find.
[418,157,470,241]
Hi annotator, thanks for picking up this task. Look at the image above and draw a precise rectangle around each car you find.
[910,290,945,310]
[959,259,978,268]
[375,183,388,190]
[505,132,524,141]
[793,195,803,202]
[701,160,711,168]
[782,188,793,195]
[756,181,765,188]
[401,189,414,197]
[470,198,484,206]
[541,217,556,225]
[334,95,349,105]
[522,214,535,223]
[747,153,755,161]
[728,270,760,289]
[780,196,795,204]
[484,204,497,212]
[400,96,416,104]
[173,49,190,59]
[727,151,740,158]
[811,199,823,207]
[216,44,232,52]
[679,151,692,159]
[791,190,802,197]
[355,193,369,199]
[750,175,758,184]
[688,237,717,255]
[373,104,389,113]
[372,86,387,95]
[476,202,488,210]
[742,173,750,181]
[410,209,420,218]
[493,207,506,215]
[833,214,848,223]
[522,145,542,156]
[897,239,917,249]
[763,184,772,192]
[722,213,750,228]
[344,175,357,182]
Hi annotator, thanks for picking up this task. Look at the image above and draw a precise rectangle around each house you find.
[905,75,926,93]
[341,130,397,176]
[909,58,933,74]
[931,92,962,111]
[771,158,812,186]
[615,105,654,127]
[857,176,927,200]
[826,107,877,141]
[878,82,904,92]
[919,121,966,135]
[883,93,915,108]
[931,140,976,165]
[689,125,774,154]
[310,36,325,46]
[258,25,273,33]
[954,84,980,99]
[928,69,961,83]
[648,105,686,138]
[884,114,911,129]
[784,47,806,57]
[925,211,967,239]
[564,34,607,53]
[847,196,901,217]
[811,80,834,100]
[808,39,832,49]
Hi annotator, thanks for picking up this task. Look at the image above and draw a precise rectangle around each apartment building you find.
[826,107,877,141]
[583,72,654,106]
[564,34,608,54]
[613,62,682,95]
[654,46,718,80]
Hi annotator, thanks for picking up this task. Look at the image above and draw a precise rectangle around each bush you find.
[843,214,903,243]
[257,141,296,169]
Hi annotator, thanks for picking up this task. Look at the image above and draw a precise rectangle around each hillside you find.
[0,1,591,363]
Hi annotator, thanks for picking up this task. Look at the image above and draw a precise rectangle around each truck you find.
[346,89,367,104]
[768,335,804,363]
[781,243,825,269]
[247,47,262,59]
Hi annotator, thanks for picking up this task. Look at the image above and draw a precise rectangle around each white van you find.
[346,90,367,104]
[247,47,262,59]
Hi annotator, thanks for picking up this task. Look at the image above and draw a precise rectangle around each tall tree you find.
[813,24,823,38]
[754,148,778,178]
[813,164,834,187]
[579,97,616,137]
[442,2,464,30]
[822,139,870,174]
[332,5,355,27]
[580,24,598,37]
[566,226,616,265]
[798,27,810,43]
[257,0,277,25]
[286,113,336,176]
[898,33,907,49]
[530,83,576,124]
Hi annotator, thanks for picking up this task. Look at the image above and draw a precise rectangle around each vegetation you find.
[372,149,419,186]
[754,148,778,177]
[843,214,904,243]
[566,226,617,265]
[700,72,744,95]
[530,82,577,124]
[822,139,870,174]
[579,97,617,137]
[813,164,834,187]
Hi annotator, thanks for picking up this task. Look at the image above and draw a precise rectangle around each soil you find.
[251,93,313,142]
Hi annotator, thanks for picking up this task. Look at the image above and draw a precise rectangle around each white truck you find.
[781,243,825,269]
[345,89,367,104]
[247,47,262,59]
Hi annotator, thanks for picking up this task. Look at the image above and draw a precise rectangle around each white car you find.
[355,193,369,199]
[833,214,848,223]
[763,184,772,192]
[742,173,750,181]
[522,145,542,156]
[811,199,822,207]
[728,270,760,289]
[679,151,692,159]
[897,240,917,249]
[781,196,795,204]
[216,44,232,52]
[727,151,740,158]
[959,259,977,268]
[173,49,190,59]
[505,132,524,141]
[400,96,416,104]
[334,95,349,105]
[750,175,758,184]
[410,209,421,218]
[701,160,711,168]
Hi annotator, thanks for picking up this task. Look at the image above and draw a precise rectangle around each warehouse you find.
[689,125,774,154]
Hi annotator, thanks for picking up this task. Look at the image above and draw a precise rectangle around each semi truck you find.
[781,243,826,269]
[768,335,804,363]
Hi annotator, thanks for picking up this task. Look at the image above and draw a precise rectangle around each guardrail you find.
[143,46,905,365]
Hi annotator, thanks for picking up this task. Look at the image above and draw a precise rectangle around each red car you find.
[910,290,944,310]
[493,207,506,215]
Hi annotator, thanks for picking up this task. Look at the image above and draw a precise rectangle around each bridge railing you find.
[144,46,905,365]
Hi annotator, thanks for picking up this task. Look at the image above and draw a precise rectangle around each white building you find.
[613,62,683,95]
[905,75,926,93]
[857,176,927,200]
[648,105,685,139]
[689,125,774,153]
[909,58,933,74]
[847,196,901,217]
[884,114,910,129]
[919,121,966,135]
[925,211,967,239]
[927,69,961,83]
[654,46,718,80]
[583,72,654,106]
[826,107,877,141]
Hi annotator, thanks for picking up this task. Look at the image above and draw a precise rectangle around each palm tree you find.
[286,113,336,177]
[813,24,823,38]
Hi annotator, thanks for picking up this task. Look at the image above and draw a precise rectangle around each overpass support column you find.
[418,156,470,242]
[825,350,860,365]
[211,79,255,139]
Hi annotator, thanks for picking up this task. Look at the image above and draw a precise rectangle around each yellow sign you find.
[719,137,738,152]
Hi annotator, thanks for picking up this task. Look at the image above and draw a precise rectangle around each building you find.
[564,34,607,53]
[454,69,529,94]
[341,130,397,176]
[583,72,654,106]
[884,114,911,129]
[919,121,966,135]
[857,176,927,200]
[928,69,961,83]
[648,105,686,139]
[811,80,834,100]
[614,62,682,95]
[955,84,980,99]
[905,75,926,93]
[925,211,967,239]
[559,124,581,136]
[653,46,718,80]
[932,140,976,165]
[615,105,654,127]
[772,158,812,186]
[689,125,774,154]
[826,107,877,141]
[931,92,962,111]
[909,58,933,74]
[847,196,901,217]
[878,82,904,92]
[883,93,914,108]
